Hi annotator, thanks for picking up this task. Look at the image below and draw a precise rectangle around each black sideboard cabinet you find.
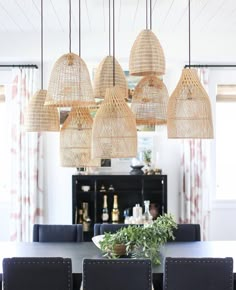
[72,174,167,241]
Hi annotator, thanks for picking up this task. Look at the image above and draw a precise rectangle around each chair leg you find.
[153,277,163,290]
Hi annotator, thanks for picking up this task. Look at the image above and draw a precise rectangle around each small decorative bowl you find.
[81,185,90,192]
[129,165,144,175]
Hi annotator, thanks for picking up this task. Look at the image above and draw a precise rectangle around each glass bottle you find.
[82,202,91,232]
[108,184,115,215]
[111,194,119,223]
[133,204,143,224]
[74,207,78,224]
[143,200,153,224]
[78,209,83,224]
[102,194,109,222]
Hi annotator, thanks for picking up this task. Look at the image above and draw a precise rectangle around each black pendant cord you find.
[41,0,43,90]
[150,0,152,30]
[188,0,191,68]
[79,0,81,56]
[109,0,111,56]
[69,0,72,53]
[113,0,115,87]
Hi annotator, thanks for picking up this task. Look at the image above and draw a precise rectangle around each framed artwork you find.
[100,159,111,167]
[137,132,155,165]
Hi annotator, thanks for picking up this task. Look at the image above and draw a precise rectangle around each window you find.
[216,85,236,199]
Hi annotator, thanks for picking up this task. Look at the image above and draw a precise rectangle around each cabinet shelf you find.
[72,174,167,241]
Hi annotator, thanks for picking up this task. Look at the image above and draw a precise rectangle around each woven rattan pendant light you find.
[45,0,94,108]
[94,56,128,99]
[129,0,165,76]
[131,76,169,125]
[93,0,127,99]
[167,0,213,139]
[92,86,137,158]
[60,107,100,167]
[92,0,137,159]
[60,0,99,168]
[24,0,59,132]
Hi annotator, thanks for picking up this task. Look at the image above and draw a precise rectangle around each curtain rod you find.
[184,64,236,68]
[0,64,38,68]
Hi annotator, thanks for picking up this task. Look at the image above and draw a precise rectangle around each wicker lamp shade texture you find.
[45,53,95,107]
[131,76,168,125]
[25,89,60,132]
[60,107,99,167]
[167,68,214,139]
[129,29,165,76]
[93,55,128,99]
[92,86,137,159]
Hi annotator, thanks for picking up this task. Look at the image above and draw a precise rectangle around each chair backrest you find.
[100,223,130,234]
[93,223,130,236]
[33,224,83,242]
[83,258,152,290]
[2,257,72,290]
[172,224,201,241]
[93,223,102,236]
[94,223,200,242]
[164,257,233,290]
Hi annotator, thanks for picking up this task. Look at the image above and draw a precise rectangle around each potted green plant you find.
[99,213,177,265]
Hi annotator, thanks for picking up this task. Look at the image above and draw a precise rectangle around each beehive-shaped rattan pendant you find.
[129,29,165,76]
[93,55,128,99]
[167,68,214,139]
[25,89,60,132]
[60,107,100,167]
[92,86,137,158]
[45,53,95,107]
[131,76,169,125]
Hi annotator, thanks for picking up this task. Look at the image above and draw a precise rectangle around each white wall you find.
[207,69,236,240]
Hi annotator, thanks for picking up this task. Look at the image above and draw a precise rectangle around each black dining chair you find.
[93,223,102,236]
[94,223,200,241]
[171,223,201,241]
[100,223,130,235]
[33,224,83,242]
[94,223,142,236]
[83,258,152,290]
[164,257,233,290]
[2,257,72,290]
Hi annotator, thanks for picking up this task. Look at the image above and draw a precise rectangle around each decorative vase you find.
[113,244,126,256]
[150,203,159,219]
[129,165,144,175]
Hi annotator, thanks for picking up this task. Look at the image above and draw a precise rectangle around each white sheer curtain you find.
[179,68,212,240]
[9,68,44,242]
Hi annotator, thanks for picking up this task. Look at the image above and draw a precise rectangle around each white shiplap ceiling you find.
[0,0,236,65]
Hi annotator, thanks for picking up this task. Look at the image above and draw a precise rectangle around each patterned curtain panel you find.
[9,68,44,241]
[179,68,212,241]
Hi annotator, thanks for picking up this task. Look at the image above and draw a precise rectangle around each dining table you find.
[0,240,236,288]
